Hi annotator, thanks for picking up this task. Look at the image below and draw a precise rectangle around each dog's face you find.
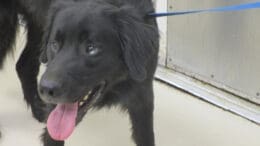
[38,1,158,141]
[39,3,124,104]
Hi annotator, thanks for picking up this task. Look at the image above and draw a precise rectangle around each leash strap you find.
[150,2,260,17]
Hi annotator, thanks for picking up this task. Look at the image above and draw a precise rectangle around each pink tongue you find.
[47,102,78,141]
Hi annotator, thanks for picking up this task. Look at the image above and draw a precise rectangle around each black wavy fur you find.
[0,0,159,146]
[0,0,17,69]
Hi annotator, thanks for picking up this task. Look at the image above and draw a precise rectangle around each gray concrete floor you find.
[0,46,260,146]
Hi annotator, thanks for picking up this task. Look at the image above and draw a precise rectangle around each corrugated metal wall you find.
[166,0,260,104]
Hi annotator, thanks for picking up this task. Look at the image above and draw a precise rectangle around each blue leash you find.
[150,2,260,17]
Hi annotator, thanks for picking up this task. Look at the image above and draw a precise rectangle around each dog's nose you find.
[39,79,61,98]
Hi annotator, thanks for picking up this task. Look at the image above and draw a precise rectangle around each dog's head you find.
[38,0,158,141]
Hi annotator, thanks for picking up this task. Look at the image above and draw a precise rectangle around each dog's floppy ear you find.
[111,6,159,81]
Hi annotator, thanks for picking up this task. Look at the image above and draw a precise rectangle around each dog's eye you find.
[49,41,60,53]
[86,45,100,56]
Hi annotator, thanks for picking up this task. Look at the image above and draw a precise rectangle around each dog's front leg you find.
[127,85,155,146]
[16,21,48,122]
[42,128,65,146]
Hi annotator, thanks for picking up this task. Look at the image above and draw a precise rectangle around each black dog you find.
[0,0,159,146]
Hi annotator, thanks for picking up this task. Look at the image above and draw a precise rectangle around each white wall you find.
[155,1,167,66]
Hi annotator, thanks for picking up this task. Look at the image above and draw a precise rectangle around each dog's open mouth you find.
[46,82,106,141]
